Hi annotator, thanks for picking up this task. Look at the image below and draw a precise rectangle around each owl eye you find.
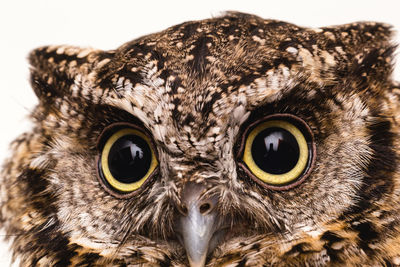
[98,127,158,194]
[240,115,315,189]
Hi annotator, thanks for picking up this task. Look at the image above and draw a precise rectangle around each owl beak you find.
[178,183,219,267]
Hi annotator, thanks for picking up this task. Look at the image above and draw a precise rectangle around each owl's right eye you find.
[97,126,158,195]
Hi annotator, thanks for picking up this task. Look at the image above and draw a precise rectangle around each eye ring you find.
[237,114,316,190]
[96,123,158,198]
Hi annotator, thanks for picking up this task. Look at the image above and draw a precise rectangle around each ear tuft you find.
[29,45,105,103]
[323,22,396,85]
[323,21,394,50]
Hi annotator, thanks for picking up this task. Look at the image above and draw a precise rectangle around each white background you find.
[0,0,400,265]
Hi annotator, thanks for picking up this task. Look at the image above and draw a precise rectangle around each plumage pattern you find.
[1,12,400,266]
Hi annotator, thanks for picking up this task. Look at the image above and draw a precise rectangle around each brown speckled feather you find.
[1,12,400,266]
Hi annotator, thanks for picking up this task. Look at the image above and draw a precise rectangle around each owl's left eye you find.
[238,114,316,190]
[98,126,158,195]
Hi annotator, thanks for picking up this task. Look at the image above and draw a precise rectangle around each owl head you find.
[1,12,400,266]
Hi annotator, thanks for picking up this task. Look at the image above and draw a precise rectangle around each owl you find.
[1,11,400,266]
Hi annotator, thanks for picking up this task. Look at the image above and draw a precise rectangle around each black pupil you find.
[107,134,152,184]
[251,127,300,174]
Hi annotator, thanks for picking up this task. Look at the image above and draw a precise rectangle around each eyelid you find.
[96,122,154,151]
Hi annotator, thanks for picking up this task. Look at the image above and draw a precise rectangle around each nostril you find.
[199,202,212,214]
[178,203,188,216]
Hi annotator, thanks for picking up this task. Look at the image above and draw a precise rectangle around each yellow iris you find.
[243,120,308,185]
[101,128,158,192]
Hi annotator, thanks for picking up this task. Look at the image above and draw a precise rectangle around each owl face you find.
[2,12,400,266]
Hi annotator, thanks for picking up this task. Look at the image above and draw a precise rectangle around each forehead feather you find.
[93,13,392,112]
[29,12,394,133]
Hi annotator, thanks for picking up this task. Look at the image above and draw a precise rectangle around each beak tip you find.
[180,210,214,267]
[188,255,207,267]
[183,234,209,267]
